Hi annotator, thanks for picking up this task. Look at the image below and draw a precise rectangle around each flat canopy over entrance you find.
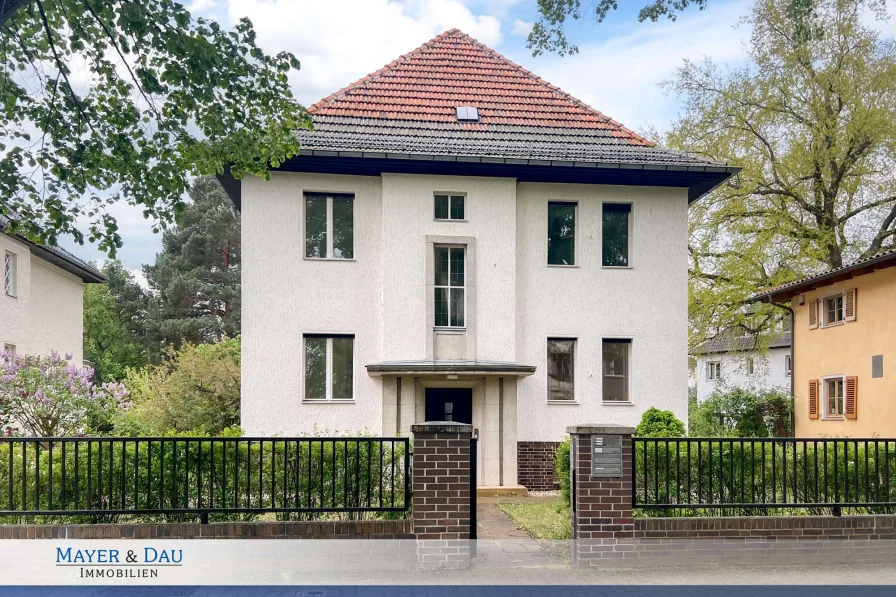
[366,360,535,377]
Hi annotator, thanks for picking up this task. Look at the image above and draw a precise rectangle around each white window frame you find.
[746,357,755,375]
[302,334,355,402]
[303,193,355,260]
[434,193,466,221]
[2,343,14,357]
[546,337,577,403]
[546,201,578,267]
[601,202,634,269]
[821,291,845,327]
[4,250,16,297]
[821,374,845,420]
[433,245,466,329]
[785,355,792,377]
[706,361,721,381]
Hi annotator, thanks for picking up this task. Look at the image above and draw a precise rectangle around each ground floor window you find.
[547,338,575,401]
[304,334,354,401]
[602,339,630,402]
[824,376,844,418]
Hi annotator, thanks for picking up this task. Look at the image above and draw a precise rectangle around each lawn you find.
[496,499,571,540]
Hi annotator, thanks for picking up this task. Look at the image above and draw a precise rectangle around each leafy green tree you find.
[689,388,793,437]
[659,0,896,347]
[528,0,710,55]
[83,265,147,382]
[118,337,240,435]
[635,407,686,437]
[144,176,240,347]
[0,0,308,255]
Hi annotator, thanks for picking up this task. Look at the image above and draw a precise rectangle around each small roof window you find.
[455,106,479,122]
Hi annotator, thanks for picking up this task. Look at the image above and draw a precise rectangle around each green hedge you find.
[0,438,409,524]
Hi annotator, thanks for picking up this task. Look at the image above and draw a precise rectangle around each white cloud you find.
[228,0,503,105]
[510,18,532,37]
[522,0,753,134]
[186,0,219,11]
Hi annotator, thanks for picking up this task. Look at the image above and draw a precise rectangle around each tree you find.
[660,0,896,347]
[635,407,686,437]
[528,0,710,55]
[83,261,149,381]
[144,176,240,347]
[0,0,309,255]
[119,337,240,435]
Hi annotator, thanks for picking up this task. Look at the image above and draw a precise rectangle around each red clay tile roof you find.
[298,29,728,168]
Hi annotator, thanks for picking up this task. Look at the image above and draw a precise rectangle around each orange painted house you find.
[754,249,896,437]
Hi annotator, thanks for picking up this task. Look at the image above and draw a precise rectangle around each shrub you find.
[0,350,129,437]
[635,407,686,438]
[689,388,793,437]
[554,438,571,507]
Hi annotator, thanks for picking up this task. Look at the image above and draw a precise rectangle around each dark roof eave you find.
[2,232,105,283]
[366,362,536,376]
[752,251,896,303]
[219,153,740,212]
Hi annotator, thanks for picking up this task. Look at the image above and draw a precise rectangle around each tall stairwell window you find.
[4,251,16,297]
[434,246,465,327]
[547,202,576,265]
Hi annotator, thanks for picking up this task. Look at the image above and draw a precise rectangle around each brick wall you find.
[517,441,560,491]
[635,515,896,540]
[411,422,472,569]
[0,520,414,540]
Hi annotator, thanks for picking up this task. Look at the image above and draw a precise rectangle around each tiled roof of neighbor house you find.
[299,29,730,169]
[694,332,792,355]
[752,248,896,302]
[0,214,105,283]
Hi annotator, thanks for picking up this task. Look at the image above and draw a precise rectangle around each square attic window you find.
[456,106,479,122]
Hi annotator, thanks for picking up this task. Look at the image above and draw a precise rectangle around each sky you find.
[56,0,894,279]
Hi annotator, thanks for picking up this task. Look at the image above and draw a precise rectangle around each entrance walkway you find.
[474,496,567,568]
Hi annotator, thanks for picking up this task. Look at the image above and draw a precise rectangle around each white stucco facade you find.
[1,233,86,364]
[240,171,690,485]
[695,347,792,402]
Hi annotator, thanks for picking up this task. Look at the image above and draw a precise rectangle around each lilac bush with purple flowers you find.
[0,349,129,437]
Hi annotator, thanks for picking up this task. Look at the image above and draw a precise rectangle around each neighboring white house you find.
[221,30,738,489]
[693,333,793,402]
[1,215,105,365]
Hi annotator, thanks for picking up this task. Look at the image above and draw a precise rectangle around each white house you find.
[1,215,105,364]
[221,30,738,490]
[693,333,793,402]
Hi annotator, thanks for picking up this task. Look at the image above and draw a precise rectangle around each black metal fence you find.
[634,437,896,515]
[0,437,410,520]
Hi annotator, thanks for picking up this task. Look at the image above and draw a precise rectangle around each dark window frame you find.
[602,202,632,268]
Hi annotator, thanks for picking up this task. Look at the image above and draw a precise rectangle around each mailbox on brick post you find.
[567,424,636,567]
[411,422,473,569]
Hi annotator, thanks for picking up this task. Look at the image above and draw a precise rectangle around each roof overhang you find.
[219,153,740,212]
[366,360,536,377]
[752,251,896,304]
[1,230,105,283]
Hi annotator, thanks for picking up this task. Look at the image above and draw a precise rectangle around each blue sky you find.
[57,0,894,279]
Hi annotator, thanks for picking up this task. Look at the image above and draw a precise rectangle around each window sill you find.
[302,400,356,404]
[547,264,579,268]
[546,400,579,405]
[433,327,466,332]
[303,257,357,262]
[602,265,632,270]
[3,294,16,299]
[602,401,634,406]
[821,416,844,421]
[821,321,845,328]
[434,219,468,223]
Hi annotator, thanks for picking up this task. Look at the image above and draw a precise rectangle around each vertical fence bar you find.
[7,440,13,510]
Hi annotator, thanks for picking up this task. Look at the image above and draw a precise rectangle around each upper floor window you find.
[785,355,792,376]
[824,293,844,326]
[602,203,631,267]
[547,338,575,401]
[434,246,465,327]
[746,357,755,375]
[602,339,630,402]
[435,194,465,221]
[304,334,354,401]
[706,361,721,380]
[547,202,576,265]
[305,193,354,259]
[4,251,16,297]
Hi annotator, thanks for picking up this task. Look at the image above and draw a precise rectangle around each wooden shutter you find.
[845,376,858,419]
[844,288,857,322]
[808,299,818,329]
[808,380,819,419]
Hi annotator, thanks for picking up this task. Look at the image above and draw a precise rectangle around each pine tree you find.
[144,176,241,347]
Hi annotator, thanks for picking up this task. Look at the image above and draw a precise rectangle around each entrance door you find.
[424,388,473,424]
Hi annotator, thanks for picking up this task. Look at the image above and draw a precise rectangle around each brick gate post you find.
[567,424,636,567]
[411,422,473,569]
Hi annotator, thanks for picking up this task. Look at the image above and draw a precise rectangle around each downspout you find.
[769,298,795,437]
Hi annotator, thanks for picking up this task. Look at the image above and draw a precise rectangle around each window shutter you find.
[808,299,818,329]
[845,376,858,419]
[808,380,819,419]
[844,288,857,322]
